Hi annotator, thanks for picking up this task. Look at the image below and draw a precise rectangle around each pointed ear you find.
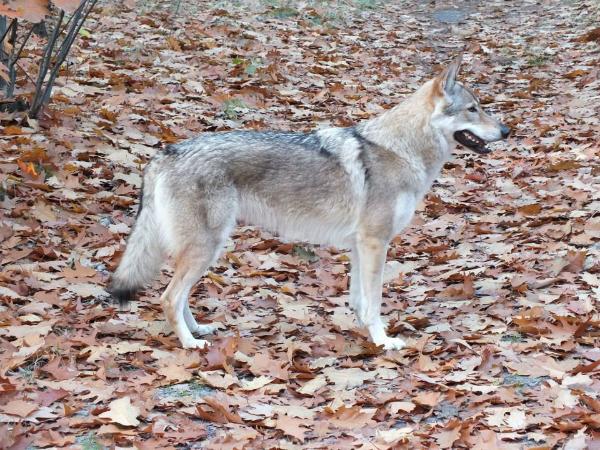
[440,54,463,95]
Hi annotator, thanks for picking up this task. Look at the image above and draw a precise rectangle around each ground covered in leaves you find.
[1,0,600,448]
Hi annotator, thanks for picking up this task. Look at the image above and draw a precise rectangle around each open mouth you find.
[453,130,490,154]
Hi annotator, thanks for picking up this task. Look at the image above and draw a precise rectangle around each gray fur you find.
[109,57,509,350]
[109,175,165,306]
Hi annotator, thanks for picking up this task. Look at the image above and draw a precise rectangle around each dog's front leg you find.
[354,235,406,350]
[349,245,362,313]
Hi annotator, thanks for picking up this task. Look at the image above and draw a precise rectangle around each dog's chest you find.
[392,191,418,234]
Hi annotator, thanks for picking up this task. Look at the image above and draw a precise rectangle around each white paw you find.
[181,338,210,349]
[191,323,219,336]
[376,336,406,350]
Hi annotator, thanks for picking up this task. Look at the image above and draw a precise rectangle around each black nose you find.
[500,124,511,139]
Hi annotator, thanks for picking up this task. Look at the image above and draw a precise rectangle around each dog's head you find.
[431,55,510,154]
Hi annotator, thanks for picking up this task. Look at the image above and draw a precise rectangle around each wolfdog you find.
[109,55,510,350]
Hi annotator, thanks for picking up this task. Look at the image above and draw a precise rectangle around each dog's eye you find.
[468,106,478,113]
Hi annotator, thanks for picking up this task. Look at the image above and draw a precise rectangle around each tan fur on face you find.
[428,76,445,107]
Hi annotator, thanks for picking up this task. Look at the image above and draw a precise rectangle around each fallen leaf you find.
[434,420,462,449]
[0,400,39,418]
[98,397,140,427]
[413,391,443,408]
[274,414,309,442]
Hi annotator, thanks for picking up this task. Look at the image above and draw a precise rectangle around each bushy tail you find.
[108,182,164,307]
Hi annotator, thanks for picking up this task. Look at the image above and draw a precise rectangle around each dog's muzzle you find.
[453,130,490,154]
[454,124,510,155]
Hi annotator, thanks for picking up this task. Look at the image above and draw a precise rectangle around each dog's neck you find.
[357,78,455,179]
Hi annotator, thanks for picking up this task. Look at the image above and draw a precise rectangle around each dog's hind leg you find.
[159,188,236,348]
[184,302,218,336]
[161,247,217,349]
